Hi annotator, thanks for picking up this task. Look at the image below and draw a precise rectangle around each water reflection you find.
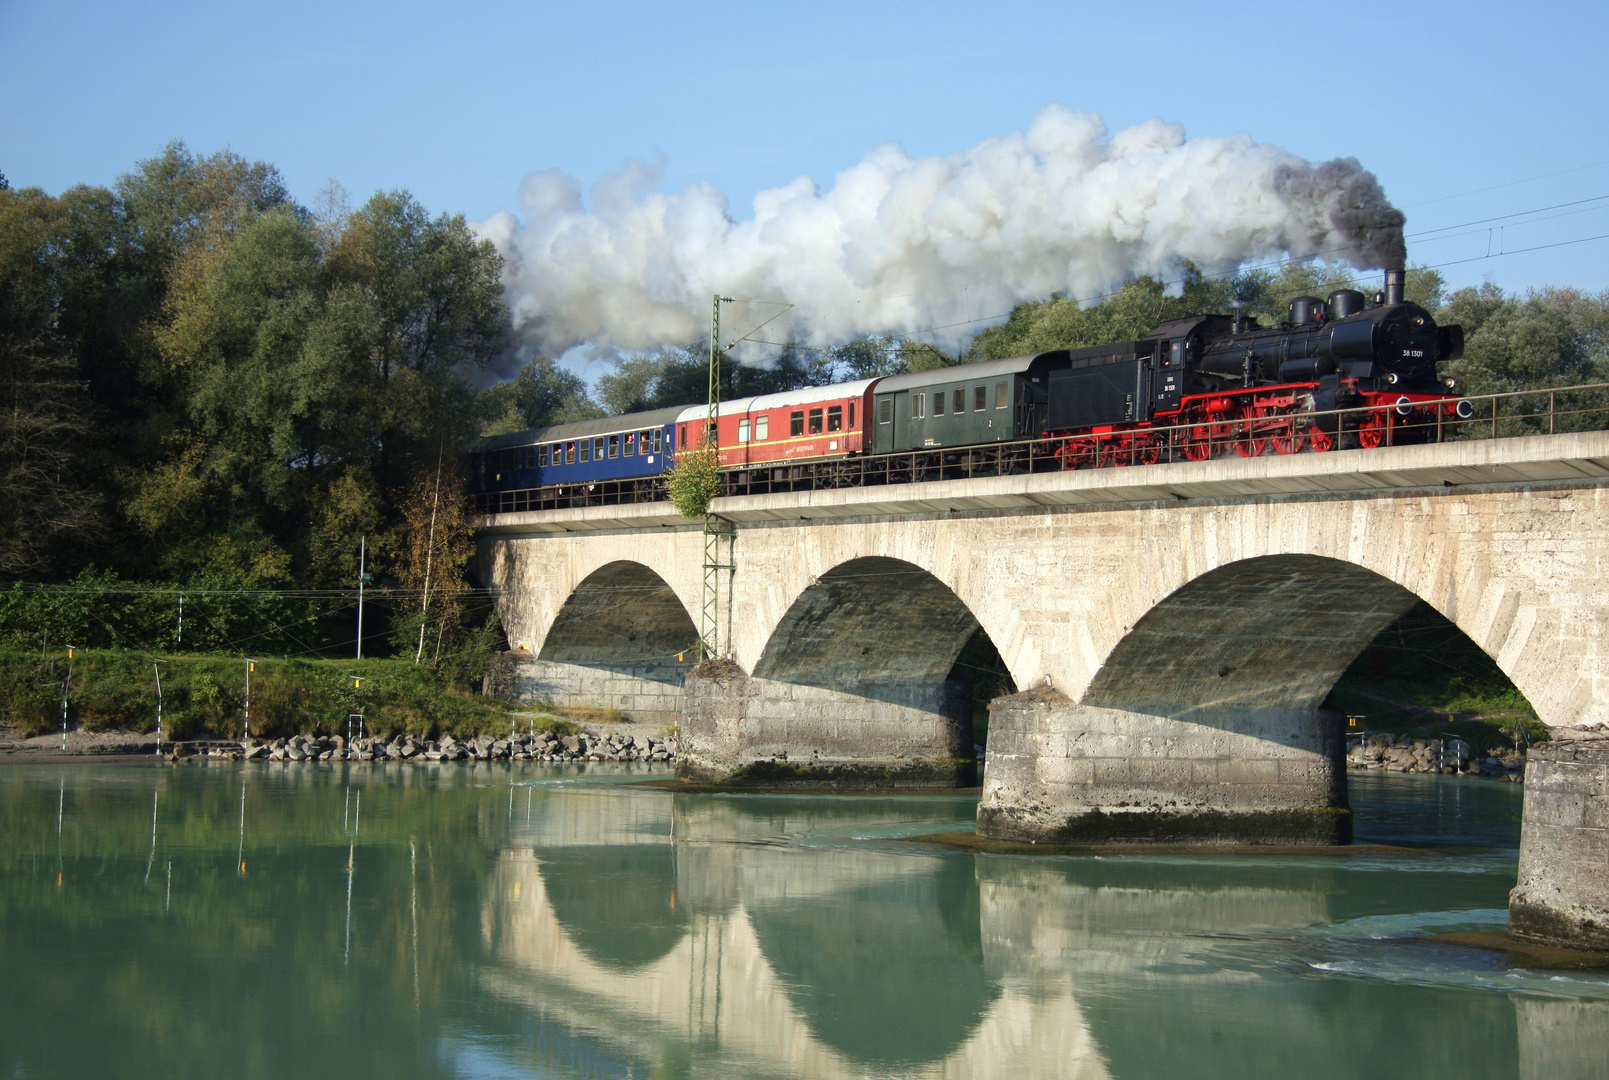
[0,764,1603,1080]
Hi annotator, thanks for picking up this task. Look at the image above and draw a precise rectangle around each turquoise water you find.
[0,763,1604,1079]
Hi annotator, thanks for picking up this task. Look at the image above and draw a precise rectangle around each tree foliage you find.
[667,438,720,520]
[0,143,511,670]
[479,356,602,436]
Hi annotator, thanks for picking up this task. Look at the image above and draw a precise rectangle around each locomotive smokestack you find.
[1384,268,1405,306]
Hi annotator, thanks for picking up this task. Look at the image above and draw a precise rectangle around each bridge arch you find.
[754,556,990,691]
[538,560,699,669]
[1082,554,1422,727]
[490,557,698,723]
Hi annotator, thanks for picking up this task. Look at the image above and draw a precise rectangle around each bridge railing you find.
[472,382,1609,514]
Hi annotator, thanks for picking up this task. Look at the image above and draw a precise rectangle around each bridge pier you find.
[977,691,1350,844]
[486,655,688,726]
[677,664,976,786]
[1510,735,1609,950]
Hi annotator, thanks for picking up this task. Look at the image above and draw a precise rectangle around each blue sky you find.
[4,0,1607,304]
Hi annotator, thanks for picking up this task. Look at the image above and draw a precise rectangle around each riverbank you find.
[0,726,677,765]
[1348,731,1528,782]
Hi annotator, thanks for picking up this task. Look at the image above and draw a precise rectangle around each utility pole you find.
[59,646,77,751]
[416,453,444,664]
[701,295,735,661]
[176,595,183,648]
[153,659,167,756]
[356,536,366,660]
[243,658,256,740]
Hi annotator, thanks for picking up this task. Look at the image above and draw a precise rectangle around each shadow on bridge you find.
[681,556,1014,785]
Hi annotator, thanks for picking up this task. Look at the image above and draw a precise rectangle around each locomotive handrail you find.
[472,381,1609,515]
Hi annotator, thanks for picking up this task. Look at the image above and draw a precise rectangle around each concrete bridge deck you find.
[478,430,1609,535]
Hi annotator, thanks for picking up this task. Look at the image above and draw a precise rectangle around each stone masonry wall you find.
[1509,735,1609,949]
[678,666,975,786]
[977,691,1349,844]
[486,654,688,726]
[479,477,1609,735]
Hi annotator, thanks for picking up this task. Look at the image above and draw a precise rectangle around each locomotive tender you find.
[472,270,1469,506]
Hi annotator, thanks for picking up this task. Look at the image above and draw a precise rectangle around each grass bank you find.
[0,649,576,742]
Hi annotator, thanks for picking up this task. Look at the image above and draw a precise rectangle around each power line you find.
[1407,193,1609,238]
[1403,159,1609,208]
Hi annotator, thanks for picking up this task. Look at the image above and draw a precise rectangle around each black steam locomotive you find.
[1042,269,1470,466]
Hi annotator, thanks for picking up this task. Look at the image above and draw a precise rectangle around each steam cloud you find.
[478,105,1405,358]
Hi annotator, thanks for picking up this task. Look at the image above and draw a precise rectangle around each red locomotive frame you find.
[1047,381,1470,469]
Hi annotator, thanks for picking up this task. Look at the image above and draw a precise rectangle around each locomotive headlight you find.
[1395,395,1414,416]
[1384,371,1400,385]
[1443,377,1458,390]
[1455,399,1474,420]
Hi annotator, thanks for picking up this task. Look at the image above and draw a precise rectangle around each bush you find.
[667,441,720,519]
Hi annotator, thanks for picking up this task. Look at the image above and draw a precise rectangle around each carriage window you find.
[849,402,855,427]
[953,388,965,414]
[607,434,619,458]
[623,432,635,457]
[756,415,769,441]
[565,441,576,464]
[974,386,986,411]
[538,445,549,468]
[827,405,842,432]
[737,418,750,443]
[527,447,537,469]
[652,429,662,453]
[932,391,944,416]
[995,381,1008,408]
[808,408,823,434]
[790,411,804,436]
[593,437,605,460]
[553,443,563,464]
[880,398,893,424]
[911,394,925,419]
[578,439,590,463]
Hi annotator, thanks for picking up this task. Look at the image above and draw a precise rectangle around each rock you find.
[244,744,269,761]
[560,735,581,753]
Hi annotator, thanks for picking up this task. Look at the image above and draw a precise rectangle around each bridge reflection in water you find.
[475,786,1534,1080]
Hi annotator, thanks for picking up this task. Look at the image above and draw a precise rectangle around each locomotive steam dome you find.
[1287,296,1324,325]
[1327,289,1365,319]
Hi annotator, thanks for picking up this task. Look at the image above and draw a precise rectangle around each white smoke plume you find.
[477,105,1405,358]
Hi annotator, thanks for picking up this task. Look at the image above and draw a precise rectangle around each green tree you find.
[0,187,102,574]
[479,356,602,435]
[1440,284,1609,394]
[595,343,838,416]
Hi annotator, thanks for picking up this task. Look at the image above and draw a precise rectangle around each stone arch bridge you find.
[476,432,1609,946]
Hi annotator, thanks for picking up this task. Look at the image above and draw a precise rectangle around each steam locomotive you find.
[1042,268,1469,465]
[471,270,1469,509]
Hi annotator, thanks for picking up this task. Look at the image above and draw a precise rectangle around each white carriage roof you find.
[675,379,879,423]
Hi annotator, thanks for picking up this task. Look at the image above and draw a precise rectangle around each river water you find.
[1,763,1605,1079]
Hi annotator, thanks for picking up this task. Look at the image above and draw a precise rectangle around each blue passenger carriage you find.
[470,405,686,513]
